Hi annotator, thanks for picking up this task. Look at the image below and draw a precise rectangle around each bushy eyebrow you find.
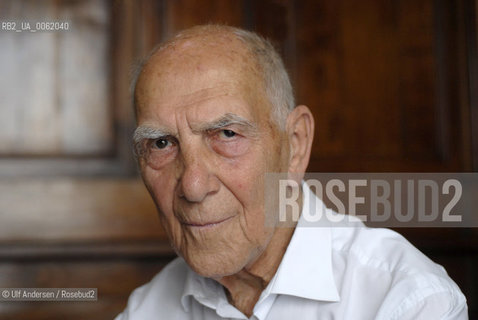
[133,113,258,144]
[132,126,169,157]
[195,113,258,134]
[133,126,169,146]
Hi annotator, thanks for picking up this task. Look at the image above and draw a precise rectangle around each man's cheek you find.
[154,194,174,217]
[144,168,176,201]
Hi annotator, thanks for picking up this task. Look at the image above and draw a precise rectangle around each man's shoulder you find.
[332,225,441,275]
[330,225,467,319]
[115,257,189,320]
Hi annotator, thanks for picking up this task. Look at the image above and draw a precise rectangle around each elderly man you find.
[116,25,467,319]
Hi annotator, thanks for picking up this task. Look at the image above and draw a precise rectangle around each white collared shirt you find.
[115,183,468,320]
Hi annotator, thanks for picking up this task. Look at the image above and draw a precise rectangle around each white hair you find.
[131,25,295,129]
[232,28,295,129]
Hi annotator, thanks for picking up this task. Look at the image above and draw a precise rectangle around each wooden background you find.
[0,0,476,319]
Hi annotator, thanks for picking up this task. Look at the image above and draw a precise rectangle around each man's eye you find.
[220,129,236,138]
[154,138,170,149]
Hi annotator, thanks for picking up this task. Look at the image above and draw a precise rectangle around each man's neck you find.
[218,226,296,316]
[218,187,303,317]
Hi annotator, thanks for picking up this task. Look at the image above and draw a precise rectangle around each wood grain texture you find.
[164,0,243,37]
[0,259,174,320]
[0,178,166,241]
[294,0,469,172]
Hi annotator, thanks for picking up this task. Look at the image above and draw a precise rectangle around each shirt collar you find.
[180,181,340,313]
[263,181,340,302]
[181,269,245,318]
[181,267,225,312]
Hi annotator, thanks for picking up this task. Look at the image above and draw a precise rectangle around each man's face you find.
[134,40,288,278]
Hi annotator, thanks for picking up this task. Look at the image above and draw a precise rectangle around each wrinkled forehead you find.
[134,35,270,121]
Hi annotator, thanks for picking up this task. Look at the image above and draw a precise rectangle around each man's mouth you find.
[181,215,235,228]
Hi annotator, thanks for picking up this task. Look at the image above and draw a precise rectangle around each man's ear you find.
[285,105,315,180]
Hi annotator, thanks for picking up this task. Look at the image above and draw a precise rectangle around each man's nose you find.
[177,148,220,202]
